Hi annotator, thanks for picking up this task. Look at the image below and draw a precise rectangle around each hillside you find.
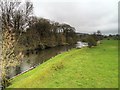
[8,40,118,88]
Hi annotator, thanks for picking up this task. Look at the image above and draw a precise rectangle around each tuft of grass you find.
[8,40,118,88]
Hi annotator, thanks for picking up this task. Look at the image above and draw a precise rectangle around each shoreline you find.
[8,40,118,88]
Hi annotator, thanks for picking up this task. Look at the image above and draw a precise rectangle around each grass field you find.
[8,40,118,88]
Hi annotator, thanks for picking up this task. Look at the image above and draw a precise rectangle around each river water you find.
[8,44,76,78]
[0,41,87,89]
[8,41,88,78]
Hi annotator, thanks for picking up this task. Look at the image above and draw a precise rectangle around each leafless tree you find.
[0,0,33,88]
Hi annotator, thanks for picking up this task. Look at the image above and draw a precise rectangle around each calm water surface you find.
[2,41,88,78]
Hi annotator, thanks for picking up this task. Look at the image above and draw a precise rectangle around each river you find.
[8,41,87,78]
[0,41,87,89]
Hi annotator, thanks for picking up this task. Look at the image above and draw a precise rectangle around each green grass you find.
[8,40,118,88]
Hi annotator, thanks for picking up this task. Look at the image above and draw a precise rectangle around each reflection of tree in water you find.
[8,44,75,78]
[15,66,21,75]
[27,59,30,64]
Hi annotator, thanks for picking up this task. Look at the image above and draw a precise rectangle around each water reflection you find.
[8,41,87,78]
[9,44,76,78]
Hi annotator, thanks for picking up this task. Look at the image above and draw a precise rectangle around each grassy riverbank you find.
[8,40,118,88]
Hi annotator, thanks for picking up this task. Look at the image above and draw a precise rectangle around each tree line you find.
[19,17,77,50]
[0,0,77,88]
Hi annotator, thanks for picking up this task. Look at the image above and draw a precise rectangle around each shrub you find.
[87,35,97,48]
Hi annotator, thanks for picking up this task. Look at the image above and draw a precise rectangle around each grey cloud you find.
[32,0,119,34]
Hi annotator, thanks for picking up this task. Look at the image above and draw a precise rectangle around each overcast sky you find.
[31,0,119,35]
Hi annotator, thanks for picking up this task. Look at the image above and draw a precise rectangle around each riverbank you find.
[8,40,118,88]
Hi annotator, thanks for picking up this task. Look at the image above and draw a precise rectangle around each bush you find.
[87,35,97,48]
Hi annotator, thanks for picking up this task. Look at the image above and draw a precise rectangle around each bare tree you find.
[97,30,101,35]
[0,0,33,88]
